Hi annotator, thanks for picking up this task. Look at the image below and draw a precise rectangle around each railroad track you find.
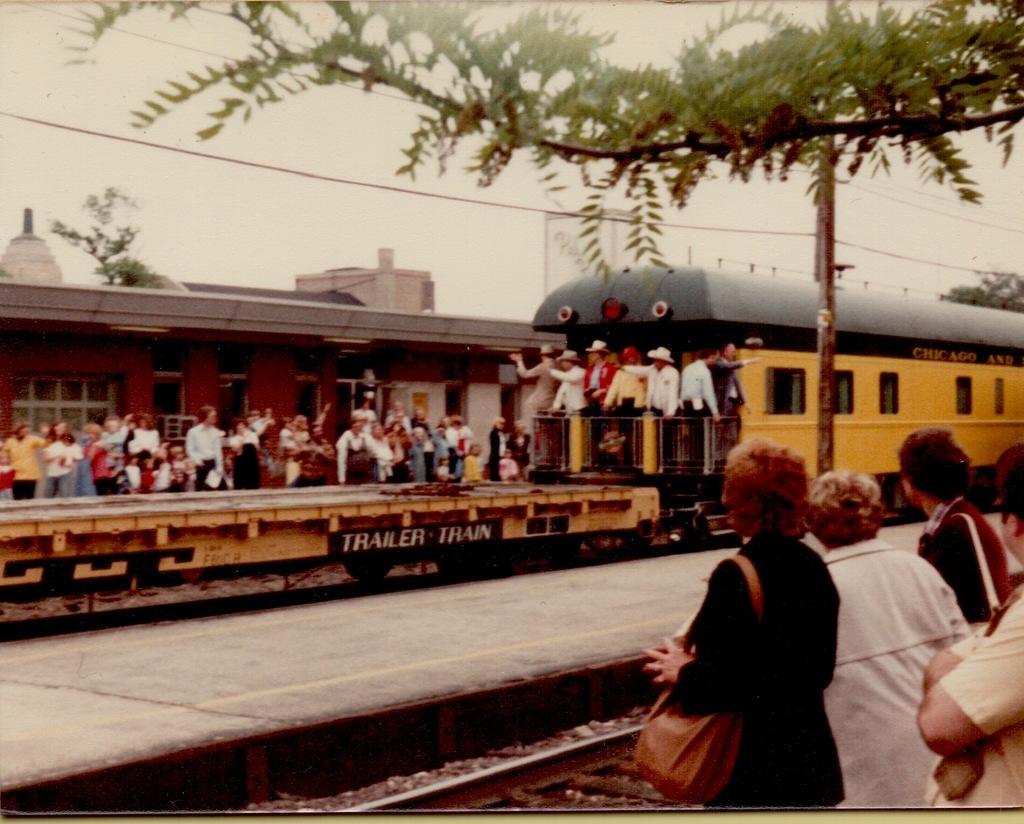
[348,725,677,811]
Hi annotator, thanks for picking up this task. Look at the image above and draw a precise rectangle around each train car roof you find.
[533,267,1024,351]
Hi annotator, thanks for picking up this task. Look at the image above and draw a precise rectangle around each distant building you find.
[0,208,63,285]
[295,248,434,313]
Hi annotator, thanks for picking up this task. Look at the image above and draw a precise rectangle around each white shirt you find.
[44,441,82,478]
[550,365,586,413]
[228,431,260,451]
[335,429,370,483]
[823,538,969,807]
[128,428,161,456]
[185,424,224,471]
[626,364,679,416]
[680,359,719,414]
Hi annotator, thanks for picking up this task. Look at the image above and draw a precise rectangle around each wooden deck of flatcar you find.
[0,484,659,592]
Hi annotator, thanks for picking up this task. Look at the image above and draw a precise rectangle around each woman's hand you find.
[643,638,695,687]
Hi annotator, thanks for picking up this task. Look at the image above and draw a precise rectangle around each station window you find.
[296,378,321,421]
[835,371,853,415]
[216,344,250,377]
[152,341,185,375]
[880,372,899,415]
[153,381,183,416]
[956,377,973,415]
[995,378,1005,415]
[12,376,119,433]
[766,368,806,415]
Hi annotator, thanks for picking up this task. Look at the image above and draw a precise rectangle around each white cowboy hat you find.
[363,391,375,399]
[558,349,581,362]
[647,346,674,363]
[539,343,557,356]
[586,340,610,353]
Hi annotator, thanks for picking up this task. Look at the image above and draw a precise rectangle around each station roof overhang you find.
[0,281,561,352]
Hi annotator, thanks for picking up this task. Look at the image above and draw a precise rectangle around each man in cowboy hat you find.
[550,350,586,414]
[583,339,618,416]
[622,347,679,417]
[510,343,559,418]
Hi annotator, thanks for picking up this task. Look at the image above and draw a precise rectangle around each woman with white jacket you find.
[808,470,970,807]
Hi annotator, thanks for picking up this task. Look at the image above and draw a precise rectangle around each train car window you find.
[766,368,806,415]
[996,378,1006,415]
[835,371,853,415]
[956,377,973,415]
[880,372,899,415]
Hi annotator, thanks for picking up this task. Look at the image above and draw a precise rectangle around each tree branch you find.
[539,102,1024,164]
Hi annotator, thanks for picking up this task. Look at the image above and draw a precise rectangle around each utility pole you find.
[815,0,838,476]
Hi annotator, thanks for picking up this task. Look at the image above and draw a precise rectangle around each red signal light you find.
[601,298,627,321]
[557,305,577,324]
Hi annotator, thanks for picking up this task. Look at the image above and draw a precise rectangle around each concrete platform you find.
[0,519,988,793]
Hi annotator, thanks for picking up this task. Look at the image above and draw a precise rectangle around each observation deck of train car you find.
[533,267,1024,482]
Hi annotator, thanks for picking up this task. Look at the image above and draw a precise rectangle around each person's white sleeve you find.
[664,370,680,416]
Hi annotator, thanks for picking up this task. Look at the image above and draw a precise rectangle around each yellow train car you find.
[743,350,1024,477]
[532,267,1024,518]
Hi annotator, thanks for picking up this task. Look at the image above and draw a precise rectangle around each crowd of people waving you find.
[1,397,532,499]
[512,340,761,421]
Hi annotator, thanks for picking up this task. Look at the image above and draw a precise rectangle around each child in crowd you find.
[498,449,520,482]
[0,449,14,500]
[166,446,194,492]
[462,443,484,483]
[435,456,451,483]
[122,455,142,493]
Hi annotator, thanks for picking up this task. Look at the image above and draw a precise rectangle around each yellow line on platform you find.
[2,611,689,744]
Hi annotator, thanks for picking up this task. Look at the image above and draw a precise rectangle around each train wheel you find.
[343,558,393,583]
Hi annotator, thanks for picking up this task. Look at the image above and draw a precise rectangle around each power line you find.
[852,176,1024,226]
[31,4,238,62]
[0,110,816,239]
[835,239,1002,275]
[28,4,420,107]
[846,182,1024,236]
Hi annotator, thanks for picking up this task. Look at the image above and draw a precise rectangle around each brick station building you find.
[0,243,559,440]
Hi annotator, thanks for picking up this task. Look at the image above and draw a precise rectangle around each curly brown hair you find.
[723,438,808,538]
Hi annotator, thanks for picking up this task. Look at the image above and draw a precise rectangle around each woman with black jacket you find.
[644,438,843,808]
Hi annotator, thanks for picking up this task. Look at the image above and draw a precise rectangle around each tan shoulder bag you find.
[635,554,764,804]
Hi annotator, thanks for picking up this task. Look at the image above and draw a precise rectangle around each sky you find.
[1,0,1023,322]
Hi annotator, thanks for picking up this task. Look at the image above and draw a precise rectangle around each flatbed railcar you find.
[531,266,1024,528]
[0,483,658,598]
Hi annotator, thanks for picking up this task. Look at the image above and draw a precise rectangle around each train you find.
[3,263,1022,599]
[530,265,1024,536]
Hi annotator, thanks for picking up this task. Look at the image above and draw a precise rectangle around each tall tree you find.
[51,187,164,288]
[945,270,1024,311]
[77,0,1024,271]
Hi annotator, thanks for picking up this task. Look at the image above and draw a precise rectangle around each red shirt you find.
[0,466,13,491]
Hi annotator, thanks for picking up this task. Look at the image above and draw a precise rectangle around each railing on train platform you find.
[579,416,644,473]
[659,416,739,475]
[532,413,739,476]
[532,415,571,471]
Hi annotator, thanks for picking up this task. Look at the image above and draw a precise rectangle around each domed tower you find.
[0,208,63,284]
